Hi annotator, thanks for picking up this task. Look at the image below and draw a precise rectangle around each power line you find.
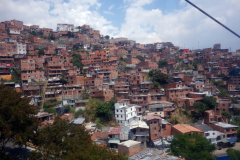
[185,0,240,39]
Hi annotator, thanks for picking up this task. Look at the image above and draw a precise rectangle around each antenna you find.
[185,0,240,39]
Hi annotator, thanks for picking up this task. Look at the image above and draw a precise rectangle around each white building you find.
[57,44,66,49]
[57,24,74,32]
[61,99,75,108]
[9,29,20,35]
[17,42,26,54]
[154,42,163,50]
[115,101,141,126]
[192,124,227,144]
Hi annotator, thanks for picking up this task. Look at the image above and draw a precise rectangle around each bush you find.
[44,108,56,114]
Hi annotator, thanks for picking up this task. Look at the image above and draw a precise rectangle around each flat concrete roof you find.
[118,140,140,147]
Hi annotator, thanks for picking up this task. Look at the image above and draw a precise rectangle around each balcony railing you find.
[108,138,120,140]
[135,131,149,136]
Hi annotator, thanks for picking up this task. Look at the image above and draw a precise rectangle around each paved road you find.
[212,142,240,157]
[1,141,35,160]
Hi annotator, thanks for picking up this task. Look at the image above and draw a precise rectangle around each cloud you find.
[123,0,154,7]
[103,11,115,15]
[117,0,240,51]
[0,0,118,36]
[108,4,114,10]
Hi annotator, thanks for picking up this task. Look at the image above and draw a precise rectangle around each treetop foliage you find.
[30,117,128,160]
[0,84,39,152]
[84,97,117,127]
[168,133,216,160]
[158,60,168,68]
[0,84,126,159]
[193,96,217,115]
[148,70,170,85]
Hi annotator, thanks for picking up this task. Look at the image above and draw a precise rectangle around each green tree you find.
[202,96,217,109]
[149,70,170,85]
[105,35,110,39]
[108,96,118,111]
[59,74,68,85]
[43,108,56,114]
[193,61,200,69]
[227,148,240,160]
[193,96,217,116]
[119,56,124,62]
[153,81,160,89]
[31,31,37,36]
[231,97,239,104]
[236,128,240,141]
[158,60,168,68]
[136,55,143,62]
[92,45,99,51]
[233,107,240,116]
[71,53,83,73]
[188,64,195,69]
[193,102,208,115]
[218,88,229,97]
[148,70,154,77]
[96,102,113,122]
[74,109,84,118]
[0,85,39,152]
[82,89,90,100]
[212,80,224,87]
[84,98,102,122]
[84,97,117,123]
[68,32,74,38]
[75,26,81,32]
[38,48,45,55]
[221,111,232,120]
[48,33,55,40]
[235,116,240,122]
[30,117,127,160]
[168,133,216,160]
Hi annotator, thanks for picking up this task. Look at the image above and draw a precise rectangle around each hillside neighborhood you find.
[1,19,240,159]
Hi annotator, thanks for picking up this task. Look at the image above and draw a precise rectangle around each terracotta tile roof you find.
[173,124,203,134]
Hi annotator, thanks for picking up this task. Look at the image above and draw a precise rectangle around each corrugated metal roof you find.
[109,126,121,135]
[71,118,85,125]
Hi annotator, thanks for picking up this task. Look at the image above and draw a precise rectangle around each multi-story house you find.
[115,101,141,126]
[17,42,26,54]
[191,124,227,145]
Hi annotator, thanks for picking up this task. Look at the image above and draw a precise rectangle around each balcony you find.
[135,131,149,136]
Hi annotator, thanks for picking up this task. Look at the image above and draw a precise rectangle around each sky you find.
[0,0,240,51]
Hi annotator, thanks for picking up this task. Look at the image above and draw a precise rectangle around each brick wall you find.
[91,132,109,140]
[118,143,141,157]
